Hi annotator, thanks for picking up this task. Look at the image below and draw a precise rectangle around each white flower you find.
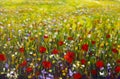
[99,71,104,76]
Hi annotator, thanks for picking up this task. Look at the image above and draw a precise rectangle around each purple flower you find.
[69,69,73,76]
[5,63,9,68]
[8,38,11,41]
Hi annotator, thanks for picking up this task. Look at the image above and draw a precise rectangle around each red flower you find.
[81,44,89,52]
[44,35,48,38]
[68,37,73,40]
[26,67,33,73]
[20,60,27,67]
[96,60,104,68]
[52,49,59,54]
[91,41,96,45]
[112,48,118,53]
[0,54,6,61]
[115,66,120,73]
[80,59,87,65]
[73,73,82,79]
[39,46,46,53]
[116,59,120,64]
[91,69,97,75]
[106,34,110,38]
[42,61,52,69]
[19,47,25,53]
[58,41,64,46]
[64,51,75,64]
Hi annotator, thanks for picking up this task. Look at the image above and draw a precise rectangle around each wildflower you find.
[112,48,118,53]
[26,67,33,73]
[39,46,46,53]
[0,54,6,61]
[80,59,87,65]
[116,59,120,64]
[73,73,82,79]
[44,35,48,38]
[96,60,104,68]
[115,66,120,73]
[19,47,25,53]
[91,41,96,45]
[19,60,27,67]
[52,49,59,54]
[42,61,52,69]
[64,51,75,64]
[81,44,89,52]
[58,41,64,46]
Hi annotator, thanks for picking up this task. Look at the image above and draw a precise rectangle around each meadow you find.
[0,0,120,79]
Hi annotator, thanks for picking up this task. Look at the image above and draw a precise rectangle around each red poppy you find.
[91,69,97,75]
[44,35,48,38]
[20,60,27,67]
[112,48,118,53]
[80,59,87,65]
[68,37,73,40]
[116,59,120,64]
[19,47,25,53]
[26,67,33,73]
[64,51,75,64]
[0,54,6,61]
[52,49,59,54]
[42,61,52,69]
[106,34,110,38]
[73,73,82,79]
[96,60,104,68]
[81,44,89,52]
[39,46,46,53]
[115,66,120,73]
[58,41,64,46]
[91,41,96,45]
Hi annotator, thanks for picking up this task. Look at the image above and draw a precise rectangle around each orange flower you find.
[0,54,6,61]
[39,46,46,53]
[64,51,75,64]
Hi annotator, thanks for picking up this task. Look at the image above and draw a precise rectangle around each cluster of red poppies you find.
[0,33,119,79]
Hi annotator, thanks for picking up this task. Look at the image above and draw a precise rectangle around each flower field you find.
[0,0,120,79]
